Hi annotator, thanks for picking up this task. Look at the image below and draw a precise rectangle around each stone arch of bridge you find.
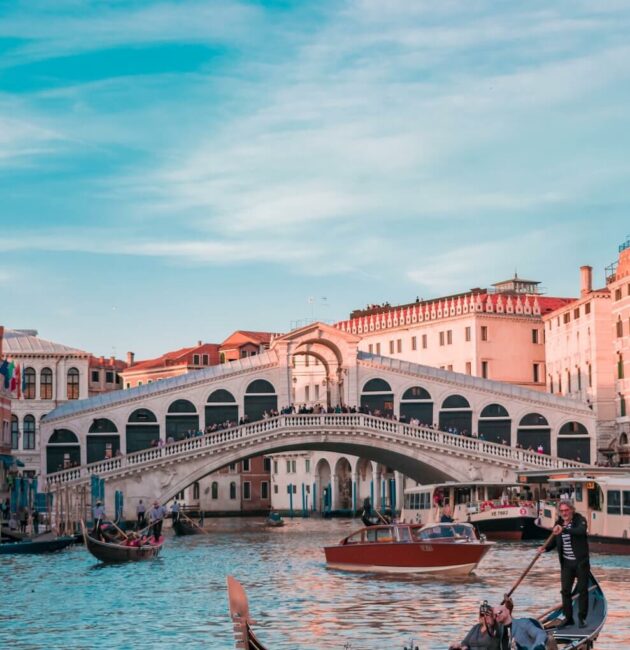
[155,437,465,505]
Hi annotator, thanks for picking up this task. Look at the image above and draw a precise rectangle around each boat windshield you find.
[366,527,395,543]
[414,524,475,542]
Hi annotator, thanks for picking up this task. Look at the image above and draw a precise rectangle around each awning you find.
[0,454,25,468]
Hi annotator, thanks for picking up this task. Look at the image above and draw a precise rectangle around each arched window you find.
[193,482,200,500]
[126,408,159,453]
[439,395,472,433]
[517,413,551,455]
[480,404,509,418]
[362,378,392,392]
[23,415,36,450]
[400,386,433,425]
[40,367,53,400]
[11,415,19,450]
[245,379,276,394]
[49,428,79,444]
[24,367,36,400]
[166,400,199,441]
[519,413,549,427]
[401,386,431,400]
[206,389,238,428]
[478,404,511,445]
[67,367,80,400]
[88,418,118,433]
[211,481,219,500]
[360,378,394,415]
[229,481,237,500]
[220,352,226,364]
[167,399,197,413]
[618,354,624,380]
[46,428,80,473]
[244,380,277,422]
[617,318,623,338]
[207,389,236,403]
[559,422,589,435]
[442,395,470,409]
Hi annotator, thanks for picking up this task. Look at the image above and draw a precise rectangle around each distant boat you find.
[265,512,284,528]
[0,535,75,555]
[324,522,493,575]
[172,518,203,536]
[227,576,268,650]
[81,521,164,563]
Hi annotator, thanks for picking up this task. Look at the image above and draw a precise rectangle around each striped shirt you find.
[561,522,576,560]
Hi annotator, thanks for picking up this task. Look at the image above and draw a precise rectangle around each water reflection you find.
[0,519,628,649]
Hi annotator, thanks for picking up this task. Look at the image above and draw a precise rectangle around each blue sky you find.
[0,1,629,359]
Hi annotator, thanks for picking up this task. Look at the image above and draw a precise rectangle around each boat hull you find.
[472,515,548,541]
[84,532,164,563]
[324,540,492,575]
[172,519,201,536]
[0,536,75,555]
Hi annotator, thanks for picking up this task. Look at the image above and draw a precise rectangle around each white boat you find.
[401,481,545,541]
[520,469,630,553]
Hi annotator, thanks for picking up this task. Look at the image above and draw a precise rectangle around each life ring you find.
[481,501,492,511]
[519,507,527,515]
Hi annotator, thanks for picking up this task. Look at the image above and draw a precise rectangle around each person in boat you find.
[19,507,29,533]
[449,600,501,650]
[148,500,167,542]
[136,499,146,528]
[493,598,547,650]
[537,500,590,629]
[92,500,106,539]
[440,504,454,523]
[171,499,181,523]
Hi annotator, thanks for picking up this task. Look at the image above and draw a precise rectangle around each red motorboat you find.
[324,522,493,575]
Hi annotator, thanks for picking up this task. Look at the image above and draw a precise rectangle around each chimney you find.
[110,356,115,365]
[99,355,105,364]
[197,340,203,347]
[126,351,135,366]
[580,265,593,297]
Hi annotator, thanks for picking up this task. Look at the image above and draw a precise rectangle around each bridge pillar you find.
[331,474,339,511]
[351,471,358,513]
[374,471,382,509]
[395,471,404,514]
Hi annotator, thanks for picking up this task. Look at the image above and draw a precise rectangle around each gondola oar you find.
[180,510,209,535]
[109,520,129,540]
[505,529,556,599]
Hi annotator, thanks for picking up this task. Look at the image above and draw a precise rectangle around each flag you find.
[11,363,21,398]
[0,360,8,388]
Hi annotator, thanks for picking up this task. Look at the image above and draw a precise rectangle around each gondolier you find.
[148,501,167,542]
[92,500,106,539]
[171,499,181,523]
[537,501,590,628]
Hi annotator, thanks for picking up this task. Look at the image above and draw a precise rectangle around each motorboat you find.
[401,481,546,541]
[323,522,493,575]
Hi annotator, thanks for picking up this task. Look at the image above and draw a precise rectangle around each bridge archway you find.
[361,378,394,415]
[400,386,433,425]
[291,350,329,407]
[557,421,590,463]
[334,457,352,510]
[47,428,80,473]
[166,399,199,441]
[206,389,238,427]
[126,408,159,453]
[478,403,511,444]
[439,395,472,433]
[244,380,277,421]
[517,413,550,454]
[315,458,332,513]
[87,418,120,464]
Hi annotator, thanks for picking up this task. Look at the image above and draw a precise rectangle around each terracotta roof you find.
[126,343,220,373]
[220,330,277,348]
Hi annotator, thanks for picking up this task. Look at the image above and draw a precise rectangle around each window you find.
[439,331,445,346]
[229,482,237,499]
[577,367,582,390]
[573,306,580,319]
[588,363,592,388]
[465,327,471,342]
[615,288,622,301]
[304,385,310,402]
[220,352,226,364]
[24,367,36,399]
[67,367,80,400]
[411,336,417,351]
[243,481,251,500]
[563,313,570,324]
[273,460,278,474]
[263,457,271,472]
[315,384,319,400]
[274,485,278,494]
[211,481,218,499]
[422,334,427,349]
[567,370,572,393]
[376,343,381,355]
[91,370,99,382]
[305,459,311,473]
[389,340,394,354]
[242,458,250,472]
[584,303,591,315]
[549,375,554,393]
[192,481,200,500]
[446,330,452,345]
[533,363,540,383]
[11,416,19,450]
[481,361,488,379]
[532,329,539,344]
[480,326,488,341]
[447,364,453,371]
[40,367,53,400]
[126,383,131,389]
[261,481,269,500]
[193,354,200,365]
[617,319,623,338]
[621,396,627,418]
[465,362,472,375]
[368,344,373,354]
[291,460,297,473]
[105,371,114,383]
[202,354,209,365]
[23,415,36,450]
[607,490,621,515]
[286,460,291,473]
[397,339,402,353]
[229,463,236,472]
[623,491,630,516]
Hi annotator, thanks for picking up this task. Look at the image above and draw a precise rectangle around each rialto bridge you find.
[41,323,596,518]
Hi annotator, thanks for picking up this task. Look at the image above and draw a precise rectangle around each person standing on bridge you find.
[148,500,167,542]
[136,499,146,529]
[171,499,181,524]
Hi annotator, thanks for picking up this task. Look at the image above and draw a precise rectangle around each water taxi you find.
[401,481,545,541]
[323,522,492,574]
[520,469,630,553]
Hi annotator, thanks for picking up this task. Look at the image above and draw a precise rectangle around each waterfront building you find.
[218,330,275,363]
[2,328,126,476]
[606,237,630,463]
[0,327,14,500]
[335,275,573,391]
[543,266,615,460]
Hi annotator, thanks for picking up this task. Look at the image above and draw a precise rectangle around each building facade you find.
[0,327,14,499]
[607,238,630,463]
[336,276,573,391]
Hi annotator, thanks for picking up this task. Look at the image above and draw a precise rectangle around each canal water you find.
[1,518,629,649]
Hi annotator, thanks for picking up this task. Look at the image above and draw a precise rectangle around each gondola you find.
[172,517,203,536]
[539,571,607,649]
[81,521,164,563]
[0,535,75,555]
[227,576,268,650]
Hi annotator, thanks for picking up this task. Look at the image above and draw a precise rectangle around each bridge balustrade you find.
[45,413,583,488]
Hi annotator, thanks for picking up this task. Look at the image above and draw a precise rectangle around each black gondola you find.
[227,576,268,650]
[539,571,607,649]
[0,535,75,555]
[172,517,203,536]
[81,521,164,563]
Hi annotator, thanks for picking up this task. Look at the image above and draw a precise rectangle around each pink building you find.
[607,238,630,463]
[0,327,15,498]
[337,276,572,391]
